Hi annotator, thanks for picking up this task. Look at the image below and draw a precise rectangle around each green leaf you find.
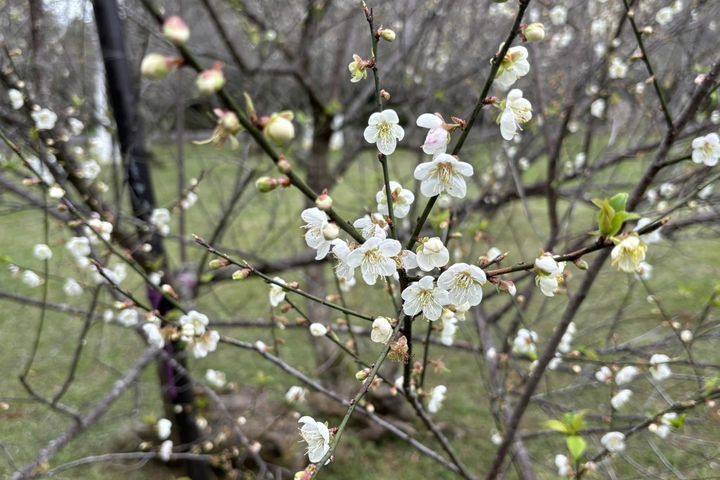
[609,210,639,237]
[563,411,586,434]
[567,435,587,461]
[596,200,616,237]
[543,419,569,434]
[669,413,687,429]
[609,192,629,212]
[0,255,13,264]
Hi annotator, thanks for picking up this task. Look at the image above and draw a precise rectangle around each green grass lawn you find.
[1,140,719,479]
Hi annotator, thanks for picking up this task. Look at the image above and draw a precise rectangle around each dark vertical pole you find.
[91,2,209,478]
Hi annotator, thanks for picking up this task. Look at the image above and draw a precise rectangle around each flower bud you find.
[680,329,693,343]
[232,268,252,280]
[355,368,371,381]
[277,157,292,173]
[196,63,225,95]
[208,259,227,270]
[315,191,333,211]
[264,112,295,145]
[309,323,328,337]
[141,53,172,80]
[322,222,340,241]
[255,176,278,193]
[524,23,545,42]
[380,89,391,101]
[379,28,396,42]
[163,16,190,45]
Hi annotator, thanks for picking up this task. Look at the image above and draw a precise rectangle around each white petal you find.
[364,125,379,143]
[416,113,443,129]
[382,109,399,124]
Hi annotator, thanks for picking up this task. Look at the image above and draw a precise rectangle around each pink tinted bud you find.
[255,176,278,193]
[163,16,190,45]
[315,191,333,211]
[196,63,225,95]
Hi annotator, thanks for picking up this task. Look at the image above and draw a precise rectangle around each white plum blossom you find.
[205,369,227,389]
[655,6,674,25]
[414,153,474,198]
[490,430,503,446]
[499,89,532,140]
[269,277,287,307]
[611,389,633,410]
[150,208,171,236]
[601,431,626,453]
[298,416,331,463]
[549,5,568,25]
[79,160,101,181]
[512,329,538,358]
[87,218,113,242]
[495,46,530,90]
[363,109,405,156]
[93,263,127,286]
[590,98,605,118]
[32,108,57,130]
[534,253,565,297]
[555,454,572,477]
[611,234,647,273]
[346,237,401,285]
[680,329,694,343]
[192,330,220,358]
[157,418,172,440]
[691,133,720,167]
[649,422,671,439]
[401,276,450,321]
[21,270,43,288]
[117,308,139,327]
[371,317,393,344]
[179,310,209,337]
[143,323,165,349]
[376,181,415,218]
[440,310,459,346]
[416,237,450,271]
[48,186,65,199]
[8,89,23,109]
[437,262,487,306]
[180,191,198,210]
[608,57,628,79]
[416,113,450,155]
[595,366,613,383]
[285,385,307,403]
[649,354,672,381]
[635,261,653,281]
[159,440,173,461]
[302,207,333,259]
[68,118,84,136]
[309,323,328,337]
[427,385,447,414]
[397,249,419,272]
[63,278,83,297]
[353,213,388,239]
[33,243,53,261]
[558,322,575,353]
[615,366,640,385]
[330,240,356,282]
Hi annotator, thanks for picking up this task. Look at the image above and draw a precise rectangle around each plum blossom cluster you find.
[178,310,220,358]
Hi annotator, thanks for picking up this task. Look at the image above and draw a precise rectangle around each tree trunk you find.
[91,2,209,478]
